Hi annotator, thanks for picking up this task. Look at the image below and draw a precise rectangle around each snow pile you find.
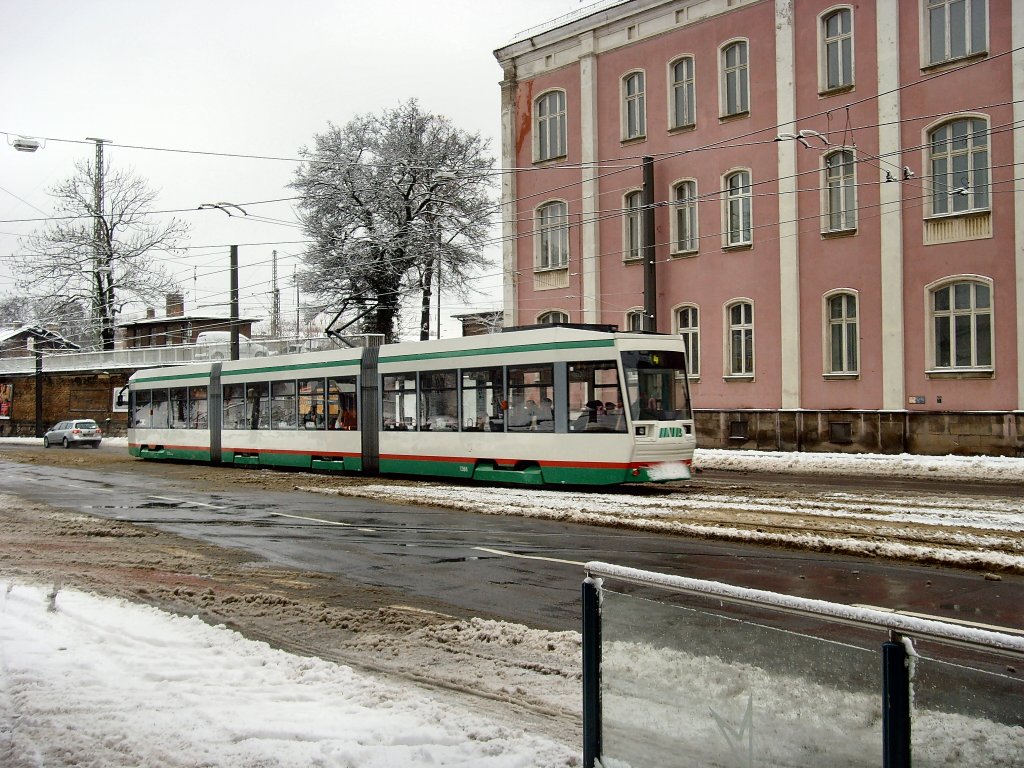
[0,581,579,768]
[696,447,1024,483]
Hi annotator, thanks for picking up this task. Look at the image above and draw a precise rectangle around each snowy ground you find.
[0,439,1021,766]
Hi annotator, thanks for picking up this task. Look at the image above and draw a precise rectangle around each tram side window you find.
[132,390,151,427]
[271,381,297,429]
[223,384,246,429]
[150,389,170,429]
[189,386,208,429]
[382,373,417,431]
[461,367,504,432]
[568,361,626,433]
[169,387,189,429]
[246,382,269,430]
[328,376,358,430]
[507,364,554,432]
[419,370,458,431]
[298,378,326,429]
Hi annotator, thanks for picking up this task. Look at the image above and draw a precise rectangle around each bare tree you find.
[0,294,90,345]
[291,100,495,342]
[16,159,188,350]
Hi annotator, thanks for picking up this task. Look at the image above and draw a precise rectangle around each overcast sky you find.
[0,0,593,338]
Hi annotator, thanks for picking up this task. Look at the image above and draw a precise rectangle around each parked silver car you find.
[43,419,103,448]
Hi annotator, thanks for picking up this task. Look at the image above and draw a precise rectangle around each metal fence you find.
[0,334,384,375]
[582,562,1024,768]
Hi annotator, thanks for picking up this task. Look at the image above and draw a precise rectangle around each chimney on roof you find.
[166,292,184,318]
[146,307,156,319]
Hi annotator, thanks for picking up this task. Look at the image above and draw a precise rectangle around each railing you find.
[582,562,1024,768]
[0,334,384,374]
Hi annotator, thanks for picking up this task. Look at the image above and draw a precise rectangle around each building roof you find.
[0,324,81,349]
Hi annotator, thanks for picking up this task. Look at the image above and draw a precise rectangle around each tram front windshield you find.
[621,350,692,421]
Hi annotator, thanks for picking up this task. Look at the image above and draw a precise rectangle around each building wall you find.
[495,0,1022,456]
[0,371,131,437]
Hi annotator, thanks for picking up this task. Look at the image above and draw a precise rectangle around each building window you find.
[538,310,569,324]
[535,90,566,162]
[721,41,749,116]
[626,308,646,332]
[822,8,853,90]
[824,149,856,232]
[536,201,569,270]
[676,305,700,377]
[727,300,754,376]
[673,180,698,253]
[670,56,695,128]
[929,118,989,216]
[624,190,643,261]
[826,292,859,374]
[623,71,646,140]
[926,0,986,66]
[930,279,992,369]
[724,170,752,246]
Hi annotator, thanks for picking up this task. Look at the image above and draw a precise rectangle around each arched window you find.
[929,117,989,215]
[535,90,566,162]
[535,201,569,270]
[724,170,752,246]
[672,180,698,253]
[669,56,695,129]
[626,308,646,332]
[623,190,643,261]
[825,291,859,374]
[929,278,992,369]
[822,8,853,90]
[926,0,987,66]
[721,41,749,116]
[676,305,700,377]
[622,71,646,140]
[824,149,856,232]
[726,300,754,376]
[538,310,569,325]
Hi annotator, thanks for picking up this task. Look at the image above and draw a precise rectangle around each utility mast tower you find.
[270,249,281,338]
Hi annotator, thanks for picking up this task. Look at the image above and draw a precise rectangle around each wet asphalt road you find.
[2,456,1021,635]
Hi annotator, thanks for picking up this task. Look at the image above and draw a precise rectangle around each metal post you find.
[882,635,911,768]
[230,245,240,361]
[582,576,602,768]
[86,138,109,349]
[641,155,656,332]
[33,343,43,437]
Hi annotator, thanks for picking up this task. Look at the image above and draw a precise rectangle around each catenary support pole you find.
[642,155,656,332]
[882,634,912,768]
[230,245,240,361]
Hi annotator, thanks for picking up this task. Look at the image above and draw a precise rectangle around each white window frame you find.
[674,303,700,378]
[668,55,696,129]
[725,299,754,378]
[534,89,567,163]
[626,308,647,332]
[723,169,752,247]
[923,0,987,67]
[671,179,698,254]
[926,115,990,217]
[820,6,854,92]
[538,310,569,325]
[926,275,994,373]
[535,200,569,271]
[622,70,647,141]
[623,190,643,262]
[823,289,860,376]
[719,39,749,117]
[822,148,857,233]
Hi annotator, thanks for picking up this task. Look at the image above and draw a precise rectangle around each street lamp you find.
[10,136,41,152]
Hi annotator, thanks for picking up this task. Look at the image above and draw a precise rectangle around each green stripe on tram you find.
[133,371,212,384]
[221,358,361,378]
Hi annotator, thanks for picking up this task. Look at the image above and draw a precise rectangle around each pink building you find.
[494,0,1024,456]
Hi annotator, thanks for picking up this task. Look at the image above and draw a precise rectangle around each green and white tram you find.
[128,325,696,486]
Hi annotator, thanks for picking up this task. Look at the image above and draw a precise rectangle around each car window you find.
[76,421,98,429]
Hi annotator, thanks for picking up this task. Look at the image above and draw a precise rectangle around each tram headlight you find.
[635,426,647,436]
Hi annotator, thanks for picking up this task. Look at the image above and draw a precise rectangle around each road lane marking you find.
[853,604,1023,636]
[149,495,224,510]
[270,511,375,532]
[473,546,584,567]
